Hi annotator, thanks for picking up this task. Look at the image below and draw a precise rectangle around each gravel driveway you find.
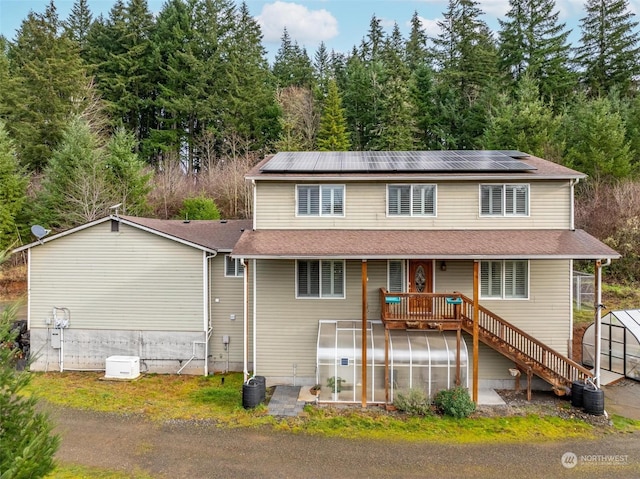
[48,405,639,479]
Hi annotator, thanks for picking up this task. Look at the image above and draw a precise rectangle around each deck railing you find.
[455,293,593,386]
[378,288,593,387]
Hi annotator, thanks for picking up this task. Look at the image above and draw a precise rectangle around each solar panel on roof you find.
[260,151,536,173]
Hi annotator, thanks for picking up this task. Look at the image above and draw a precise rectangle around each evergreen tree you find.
[0,251,59,477]
[104,127,152,216]
[373,76,416,150]
[0,121,27,250]
[432,0,499,148]
[562,95,633,180]
[362,15,385,62]
[406,11,430,72]
[481,75,562,159]
[316,79,351,151]
[576,0,640,96]
[313,41,330,96]
[37,117,113,230]
[272,28,314,88]
[497,0,575,103]
[7,1,89,171]
[64,0,93,54]
[410,64,442,149]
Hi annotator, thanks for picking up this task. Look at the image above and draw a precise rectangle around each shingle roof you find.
[232,229,619,260]
[120,216,252,251]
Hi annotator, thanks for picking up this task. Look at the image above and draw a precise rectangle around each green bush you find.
[177,196,221,220]
[393,388,432,416]
[433,387,476,418]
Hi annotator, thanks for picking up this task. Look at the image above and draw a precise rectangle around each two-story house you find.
[232,150,619,405]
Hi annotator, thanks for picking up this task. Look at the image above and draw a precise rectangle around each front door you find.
[409,260,433,314]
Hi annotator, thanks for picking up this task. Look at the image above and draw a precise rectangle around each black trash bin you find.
[242,378,261,409]
[254,375,266,403]
[583,383,605,416]
[571,380,585,408]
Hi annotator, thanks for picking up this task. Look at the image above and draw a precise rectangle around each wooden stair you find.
[456,294,593,394]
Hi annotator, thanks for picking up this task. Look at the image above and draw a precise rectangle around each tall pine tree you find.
[316,79,351,151]
[576,0,640,96]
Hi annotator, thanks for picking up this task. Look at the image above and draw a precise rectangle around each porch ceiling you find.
[231,229,619,260]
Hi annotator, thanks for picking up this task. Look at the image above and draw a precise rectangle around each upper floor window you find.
[225,255,243,277]
[297,260,345,298]
[480,184,529,216]
[388,184,436,216]
[297,185,344,216]
[480,260,528,299]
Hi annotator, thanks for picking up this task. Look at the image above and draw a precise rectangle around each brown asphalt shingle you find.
[232,229,619,259]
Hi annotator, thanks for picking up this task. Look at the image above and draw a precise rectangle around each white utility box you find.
[105,356,140,379]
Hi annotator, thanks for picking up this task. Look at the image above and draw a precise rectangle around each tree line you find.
[1,0,640,279]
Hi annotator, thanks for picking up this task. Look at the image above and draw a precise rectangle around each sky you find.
[1,0,638,61]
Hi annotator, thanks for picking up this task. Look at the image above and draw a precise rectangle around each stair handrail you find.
[456,293,593,384]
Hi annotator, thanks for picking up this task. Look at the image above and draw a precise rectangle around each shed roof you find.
[13,216,252,254]
[232,228,619,260]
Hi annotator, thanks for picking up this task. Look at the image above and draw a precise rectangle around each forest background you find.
[1,0,640,280]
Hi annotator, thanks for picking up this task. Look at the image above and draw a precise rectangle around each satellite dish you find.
[31,225,51,244]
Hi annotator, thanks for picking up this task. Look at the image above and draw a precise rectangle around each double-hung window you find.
[480,260,528,299]
[297,260,345,298]
[480,184,528,216]
[388,184,436,216]
[225,255,243,277]
[297,185,344,216]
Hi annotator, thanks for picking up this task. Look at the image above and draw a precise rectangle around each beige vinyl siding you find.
[255,181,571,230]
[254,259,386,378]
[209,254,250,365]
[436,259,572,355]
[30,221,204,332]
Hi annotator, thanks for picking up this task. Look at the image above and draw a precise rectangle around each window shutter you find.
[388,260,404,292]
[413,185,435,215]
[389,186,410,215]
[225,256,235,276]
[298,260,320,296]
[481,186,503,215]
[505,185,528,215]
[321,186,344,215]
[298,186,319,215]
[320,260,344,297]
[505,261,527,298]
[481,261,502,297]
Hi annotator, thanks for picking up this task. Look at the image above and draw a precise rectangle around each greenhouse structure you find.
[317,320,469,403]
[582,309,640,381]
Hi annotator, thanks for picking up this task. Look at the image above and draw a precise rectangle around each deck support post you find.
[384,327,390,404]
[456,327,461,386]
[473,261,479,403]
[361,260,367,408]
[594,259,602,388]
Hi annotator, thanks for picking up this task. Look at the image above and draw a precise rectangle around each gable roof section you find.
[247,152,586,181]
[13,216,252,253]
[232,229,619,260]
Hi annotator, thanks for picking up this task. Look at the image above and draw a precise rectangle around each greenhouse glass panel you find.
[582,310,640,381]
[317,321,468,403]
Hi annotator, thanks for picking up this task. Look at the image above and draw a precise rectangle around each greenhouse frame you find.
[317,320,469,403]
[582,309,640,381]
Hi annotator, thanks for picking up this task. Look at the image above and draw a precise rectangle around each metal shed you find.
[582,310,640,381]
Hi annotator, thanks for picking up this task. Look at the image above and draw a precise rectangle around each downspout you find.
[253,259,257,379]
[252,180,257,232]
[203,251,217,376]
[570,178,579,231]
[242,259,249,382]
[594,258,611,388]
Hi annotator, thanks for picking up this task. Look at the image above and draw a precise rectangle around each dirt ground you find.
[46,403,640,479]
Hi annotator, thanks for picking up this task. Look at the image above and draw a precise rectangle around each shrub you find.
[177,196,221,220]
[433,387,476,418]
[393,388,432,416]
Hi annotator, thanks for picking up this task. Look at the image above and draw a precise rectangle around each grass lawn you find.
[26,371,640,446]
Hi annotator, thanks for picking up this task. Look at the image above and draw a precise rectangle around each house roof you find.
[13,216,252,254]
[231,229,619,260]
[246,152,586,181]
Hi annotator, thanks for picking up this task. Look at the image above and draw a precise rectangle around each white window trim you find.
[224,255,244,277]
[480,260,530,300]
[386,184,437,217]
[295,184,346,217]
[295,259,346,299]
[479,184,530,217]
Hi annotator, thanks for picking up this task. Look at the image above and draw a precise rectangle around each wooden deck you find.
[379,288,593,394]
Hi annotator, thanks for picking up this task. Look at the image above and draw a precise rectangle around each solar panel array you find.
[261,151,536,173]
